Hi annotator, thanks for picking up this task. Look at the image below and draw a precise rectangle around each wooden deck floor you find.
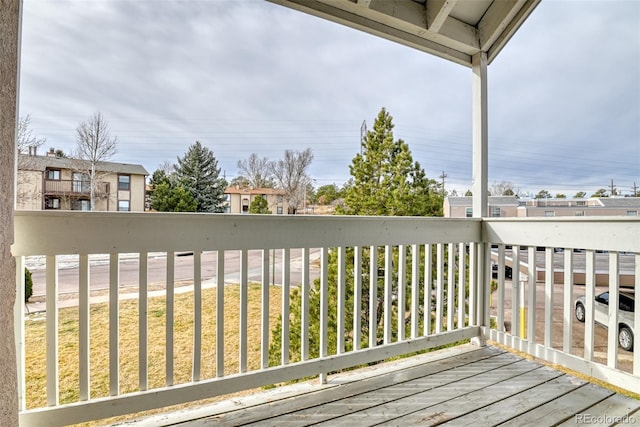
[134,344,640,426]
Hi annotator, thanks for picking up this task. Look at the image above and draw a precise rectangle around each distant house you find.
[444,195,640,218]
[17,150,148,211]
[224,186,288,214]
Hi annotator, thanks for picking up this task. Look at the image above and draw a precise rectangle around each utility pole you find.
[439,171,447,197]
[609,179,617,196]
[632,181,639,197]
[360,120,367,154]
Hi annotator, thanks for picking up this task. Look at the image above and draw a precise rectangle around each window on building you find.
[544,210,555,217]
[490,207,501,217]
[576,201,586,206]
[465,207,473,218]
[575,211,585,216]
[118,200,130,212]
[118,174,131,191]
[44,197,60,209]
[46,169,61,180]
[72,172,90,193]
[627,210,638,216]
[72,199,91,211]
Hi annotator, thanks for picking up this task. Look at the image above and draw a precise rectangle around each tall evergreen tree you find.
[174,141,227,213]
[339,108,442,216]
[269,108,449,367]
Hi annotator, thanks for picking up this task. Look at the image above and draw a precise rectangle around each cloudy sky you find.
[19,0,639,197]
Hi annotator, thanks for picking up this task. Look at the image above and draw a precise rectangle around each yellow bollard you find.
[519,277,526,339]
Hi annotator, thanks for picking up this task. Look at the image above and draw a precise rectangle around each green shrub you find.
[25,268,33,302]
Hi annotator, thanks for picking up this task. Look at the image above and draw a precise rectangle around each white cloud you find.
[19,0,639,196]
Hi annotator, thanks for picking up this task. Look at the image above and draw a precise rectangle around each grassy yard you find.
[24,283,283,424]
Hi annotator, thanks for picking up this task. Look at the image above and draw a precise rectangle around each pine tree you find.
[248,195,271,214]
[269,108,450,367]
[339,108,442,216]
[174,141,227,213]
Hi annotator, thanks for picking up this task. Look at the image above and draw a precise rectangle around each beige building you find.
[17,151,148,211]
[224,186,288,214]
[445,195,640,218]
[444,196,520,218]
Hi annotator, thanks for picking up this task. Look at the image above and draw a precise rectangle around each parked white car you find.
[575,291,635,351]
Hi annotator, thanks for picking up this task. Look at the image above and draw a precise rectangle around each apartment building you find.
[17,151,148,211]
[444,195,640,218]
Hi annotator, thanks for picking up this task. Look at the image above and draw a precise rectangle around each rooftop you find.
[18,153,149,176]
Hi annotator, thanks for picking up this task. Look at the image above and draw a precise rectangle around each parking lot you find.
[491,278,635,373]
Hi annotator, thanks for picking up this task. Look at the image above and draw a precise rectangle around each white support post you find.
[634,253,640,376]
[471,51,488,219]
[301,248,310,360]
[353,246,362,349]
[471,51,488,347]
[262,249,270,369]
[337,246,346,353]
[563,249,574,354]
[216,251,225,377]
[544,248,554,348]
[192,251,202,380]
[14,256,25,412]
[319,247,329,384]
[239,250,248,373]
[607,252,620,369]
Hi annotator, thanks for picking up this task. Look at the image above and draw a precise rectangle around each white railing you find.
[483,217,640,394]
[13,211,482,426]
[12,212,640,426]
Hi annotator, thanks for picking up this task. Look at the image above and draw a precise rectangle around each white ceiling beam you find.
[478,0,523,52]
[266,0,541,67]
[426,0,458,33]
[366,0,428,32]
[435,15,479,54]
[337,0,480,53]
[268,0,472,65]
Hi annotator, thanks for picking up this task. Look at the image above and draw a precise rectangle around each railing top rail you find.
[484,216,640,253]
[13,211,481,256]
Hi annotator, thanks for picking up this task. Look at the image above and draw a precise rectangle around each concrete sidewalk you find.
[23,278,220,315]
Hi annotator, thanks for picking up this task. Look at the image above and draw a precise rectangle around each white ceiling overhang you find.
[266,0,541,67]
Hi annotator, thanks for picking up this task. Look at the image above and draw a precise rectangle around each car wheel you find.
[575,303,586,322]
[619,327,633,352]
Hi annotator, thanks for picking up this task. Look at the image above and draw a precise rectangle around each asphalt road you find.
[28,249,321,297]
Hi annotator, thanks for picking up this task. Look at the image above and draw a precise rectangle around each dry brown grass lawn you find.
[25,283,283,425]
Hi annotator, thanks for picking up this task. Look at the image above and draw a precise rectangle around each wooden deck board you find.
[190,346,504,426]
[557,393,640,426]
[146,345,640,427]
[393,365,565,425]
[498,383,614,427]
[310,358,543,426]
[245,353,526,426]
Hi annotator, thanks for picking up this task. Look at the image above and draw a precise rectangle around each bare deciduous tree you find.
[16,115,47,208]
[270,148,313,214]
[75,112,118,210]
[237,153,274,188]
[17,114,46,154]
[489,180,518,196]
